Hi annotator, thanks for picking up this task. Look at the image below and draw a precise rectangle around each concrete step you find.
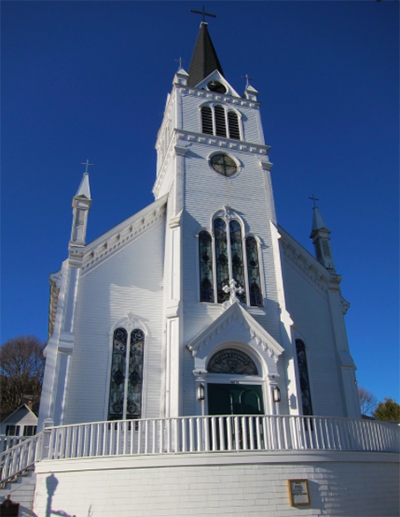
[0,468,36,516]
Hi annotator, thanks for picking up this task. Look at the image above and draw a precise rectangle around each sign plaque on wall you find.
[288,479,310,506]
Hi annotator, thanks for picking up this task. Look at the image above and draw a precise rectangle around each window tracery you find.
[208,348,258,375]
[108,327,144,421]
[198,213,263,306]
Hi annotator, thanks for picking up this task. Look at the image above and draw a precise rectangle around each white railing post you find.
[42,418,54,460]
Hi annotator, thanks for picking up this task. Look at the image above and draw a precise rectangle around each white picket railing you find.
[0,432,43,485]
[44,415,399,460]
[0,435,30,452]
[1,415,398,484]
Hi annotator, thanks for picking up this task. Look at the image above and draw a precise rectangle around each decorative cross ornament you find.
[223,279,244,307]
[81,159,93,174]
[190,5,216,22]
[242,74,253,89]
[175,57,185,69]
[309,194,319,208]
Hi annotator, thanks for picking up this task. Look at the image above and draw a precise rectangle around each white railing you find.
[1,415,398,483]
[44,415,399,460]
[0,435,30,452]
[0,432,43,485]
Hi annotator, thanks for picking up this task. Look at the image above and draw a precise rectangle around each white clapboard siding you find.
[65,217,166,425]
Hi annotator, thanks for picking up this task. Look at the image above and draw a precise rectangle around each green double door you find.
[208,383,264,415]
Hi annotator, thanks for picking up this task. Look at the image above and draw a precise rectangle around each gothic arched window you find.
[214,218,230,303]
[199,231,214,302]
[246,237,262,306]
[200,105,241,140]
[108,327,144,421]
[229,221,246,303]
[295,339,313,416]
[199,217,263,306]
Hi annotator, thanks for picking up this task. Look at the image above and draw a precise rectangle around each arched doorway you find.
[206,348,264,416]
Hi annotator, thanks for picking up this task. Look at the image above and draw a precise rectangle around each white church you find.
[1,20,398,517]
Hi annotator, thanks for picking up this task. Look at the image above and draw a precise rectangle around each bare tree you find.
[358,386,378,416]
[0,335,46,415]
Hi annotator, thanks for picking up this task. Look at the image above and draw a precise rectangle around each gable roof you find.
[187,301,284,375]
[0,404,38,424]
[188,22,224,88]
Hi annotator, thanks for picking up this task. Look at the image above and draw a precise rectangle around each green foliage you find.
[0,335,46,415]
[372,398,400,421]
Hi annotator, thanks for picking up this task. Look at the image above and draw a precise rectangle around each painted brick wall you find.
[33,456,399,517]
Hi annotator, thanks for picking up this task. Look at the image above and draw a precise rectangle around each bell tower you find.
[156,19,297,418]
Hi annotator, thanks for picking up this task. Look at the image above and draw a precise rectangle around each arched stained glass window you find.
[229,221,246,303]
[246,237,262,306]
[295,339,313,416]
[201,106,213,135]
[214,218,230,303]
[228,111,240,140]
[214,105,227,137]
[208,348,258,375]
[199,231,214,302]
[108,328,144,421]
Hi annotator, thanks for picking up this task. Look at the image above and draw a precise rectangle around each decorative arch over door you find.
[207,347,264,416]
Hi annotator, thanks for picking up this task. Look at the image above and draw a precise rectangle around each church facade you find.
[39,22,360,433]
[2,21,398,517]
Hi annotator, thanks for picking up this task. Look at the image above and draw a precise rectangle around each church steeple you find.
[187,22,224,87]
[309,201,336,271]
[69,170,92,261]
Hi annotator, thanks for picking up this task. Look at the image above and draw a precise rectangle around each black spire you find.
[187,22,224,88]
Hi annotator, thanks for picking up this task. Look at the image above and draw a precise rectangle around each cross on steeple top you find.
[190,5,216,23]
[309,194,319,208]
[175,57,185,69]
[242,74,253,89]
[81,159,93,174]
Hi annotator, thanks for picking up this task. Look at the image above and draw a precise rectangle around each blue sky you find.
[2,1,398,406]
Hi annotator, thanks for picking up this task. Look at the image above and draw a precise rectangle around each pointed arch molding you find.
[186,302,284,375]
[110,312,149,337]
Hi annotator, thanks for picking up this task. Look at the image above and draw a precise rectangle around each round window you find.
[210,154,238,177]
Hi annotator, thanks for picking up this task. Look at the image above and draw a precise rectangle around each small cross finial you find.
[242,74,253,89]
[190,5,216,23]
[309,194,319,208]
[175,57,185,70]
[81,159,93,174]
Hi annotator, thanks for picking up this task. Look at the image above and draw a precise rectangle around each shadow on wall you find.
[45,473,93,517]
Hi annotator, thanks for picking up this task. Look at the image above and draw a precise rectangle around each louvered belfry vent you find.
[214,105,227,137]
[228,112,240,140]
[201,106,214,135]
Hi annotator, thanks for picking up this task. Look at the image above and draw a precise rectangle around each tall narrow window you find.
[108,328,144,420]
[214,218,230,303]
[201,106,213,135]
[199,231,214,302]
[246,237,262,306]
[214,105,227,137]
[228,111,240,140]
[229,221,246,303]
[295,339,313,416]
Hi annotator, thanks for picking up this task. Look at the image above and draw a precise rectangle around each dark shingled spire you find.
[187,22,224,88]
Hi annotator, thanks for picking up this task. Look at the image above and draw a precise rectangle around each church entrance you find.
[208,383,264,415]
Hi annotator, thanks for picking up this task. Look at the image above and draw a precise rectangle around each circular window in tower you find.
[207,80,227,94]
[210,154,238,177]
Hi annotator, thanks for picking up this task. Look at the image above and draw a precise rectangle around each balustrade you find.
[1,415,398,485]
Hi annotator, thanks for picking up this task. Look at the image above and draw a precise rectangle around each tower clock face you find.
[210,154,237,177]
